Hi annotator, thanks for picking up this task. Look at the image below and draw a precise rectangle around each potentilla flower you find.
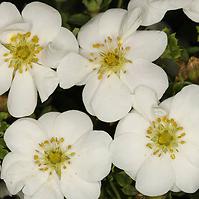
[111,85,199,196]
[1,110,112,199]
[0,2,78,117]
[128,0,199,26]
[57,8,168,122]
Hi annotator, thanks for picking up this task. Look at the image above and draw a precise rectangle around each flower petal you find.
[0,63,13,95]
[4,118,46,154]
[53,110,93,145]
[99,9,127,37]
[181,142,199,168]
[7,71,37,117]
[91,74,132,122]
[22,172,49,196]
[22,2,62,45]
[82,73,101,115]
[121,59,168,99]
[31,64,58,103]
[136,157,174,196]
[61,170,101,199]
[131,86,159,120]
[183,0,199,23]
[128,0,168,26]
[57,53,92,89]
[124,31,167,62]
[120,8,142,39]
[172,153,199,193]
[31,178,64,199]
[111,133,149,179]
[169,85,199,143]
[159,97,174,113]
[38,112,60,135]
[115,111,150,137]
[0,2,22,29]
[72,131,112,182]
[40,27,79,68]
[2,160,34,195]
[78,13,103,51]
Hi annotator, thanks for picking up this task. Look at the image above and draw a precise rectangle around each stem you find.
[117,0,123,8]
[110,181,121,199]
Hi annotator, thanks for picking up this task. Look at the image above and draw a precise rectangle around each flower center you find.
[89,36,132,79]
[146,116,186,159]
[34,137,75,177]
[3,32,43,73]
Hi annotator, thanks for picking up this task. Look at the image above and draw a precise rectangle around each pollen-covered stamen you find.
[3,32,43,73]
[89,36,132,79]
[34,137,75,177]
[146,116,186,160]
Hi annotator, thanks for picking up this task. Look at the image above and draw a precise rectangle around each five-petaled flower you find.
[0,2,78,117]
[57,8,169,122]
[1,110,112,199]
[111,85,199,196]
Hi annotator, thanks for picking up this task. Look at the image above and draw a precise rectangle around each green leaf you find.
[68,13,90,26]
[114,171,133,187]
[161,27,182,60]
[196,26,199,42]
[0,146,8,159]
[82,0,101,13]
[122,184,137,196]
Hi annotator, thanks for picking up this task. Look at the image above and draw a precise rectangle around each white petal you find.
[111,133,149,179]
[23,172,49,196]
[169,85,199,142]
[82,73,101,115]
[0,23,31,44]
[40,27,79,68]
[131,86,159,120]
[53,110,93,145]
[1,153,28,180]
[4,118,46,154]
[61,170,101,199]
[121,59,168,99]
[22,2,62,45]
[3,161,34,195]
[115,111,150,137]
[136,157,174,196]
[78,13,103,51]
[120,8,142,39]
[91,74,132,122]
[172,153,199,193]
[183,0,199,23]
[166,0,192,10]
[159,97,174,113]
[0,63,13,95]
[7,71,37,117]
[181,142,199,168]
[128,0,169,26]
[99,9,127,37]
[31,178,64,199]
[58,53,92,89]
[0,2,22,29]
[124,31,167,62]
[31,64,58,103]
[72,131,112,182]
[38,112,60,134]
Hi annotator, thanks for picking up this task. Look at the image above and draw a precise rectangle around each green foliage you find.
[0,112,9,160]
[196,26,199,42]
[161,28,182,61]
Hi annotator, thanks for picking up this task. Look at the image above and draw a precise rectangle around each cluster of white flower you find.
[0,0,199,198]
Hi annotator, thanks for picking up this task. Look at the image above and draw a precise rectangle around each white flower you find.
[57,8,168,122]
[1,110,112,199]
[111,85,199,196]
[128,0,199,26]
[0,2,78,117]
